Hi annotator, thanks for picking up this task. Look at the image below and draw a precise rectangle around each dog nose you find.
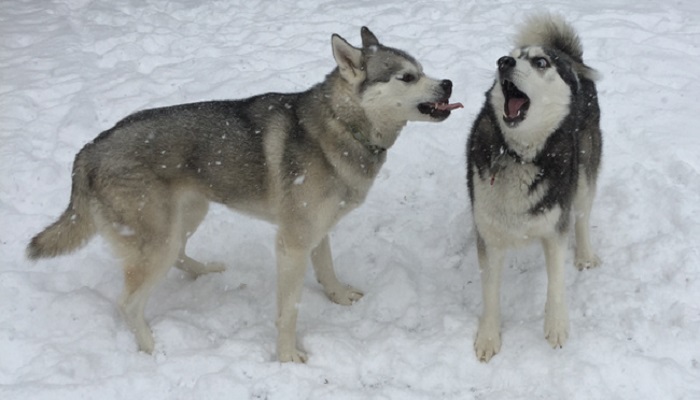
[441,79,452,96]
[498,56,516,72]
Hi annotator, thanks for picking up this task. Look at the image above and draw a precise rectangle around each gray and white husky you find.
[27,27,462,362]
[466,14,602,362]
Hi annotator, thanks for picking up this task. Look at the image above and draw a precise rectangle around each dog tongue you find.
[435,102,464,111]
[507,98,527,118]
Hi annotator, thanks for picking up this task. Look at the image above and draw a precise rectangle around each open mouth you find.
[418,99,464,120]
[501,79,529,126]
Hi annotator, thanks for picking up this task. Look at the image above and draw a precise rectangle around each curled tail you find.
[515,13,599,81]
[27,150,97,260]
[515,13,584,62]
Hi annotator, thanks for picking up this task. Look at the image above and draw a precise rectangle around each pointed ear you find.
[361,26,379,47]
[578,63,602,81]
[331,34,366,84]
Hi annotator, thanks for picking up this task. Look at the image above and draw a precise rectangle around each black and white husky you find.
[466,14,602,362]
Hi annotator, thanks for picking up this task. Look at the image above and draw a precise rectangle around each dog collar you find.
[347,124,386,155]
[490,146,529,186]
[506,148,524,163]
[493,146,526,165]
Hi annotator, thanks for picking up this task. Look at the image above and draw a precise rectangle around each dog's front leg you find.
[542,235,570,348]
[275,231,310,363]
[311,235,363,305]
[474,236,504,362]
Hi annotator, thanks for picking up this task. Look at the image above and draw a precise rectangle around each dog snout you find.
[440,79,452,97]
[498,56,516,72]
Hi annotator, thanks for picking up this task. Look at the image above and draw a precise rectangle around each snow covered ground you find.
[1,0,699,398]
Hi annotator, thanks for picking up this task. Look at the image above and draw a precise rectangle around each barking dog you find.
[466,14,602,362]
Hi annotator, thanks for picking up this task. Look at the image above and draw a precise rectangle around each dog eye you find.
[533,57,550,69]
[398,73,416,83]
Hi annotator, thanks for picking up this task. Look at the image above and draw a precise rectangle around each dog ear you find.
[361,26,379,47]
[576,63,601,82]
[331,34,366,84]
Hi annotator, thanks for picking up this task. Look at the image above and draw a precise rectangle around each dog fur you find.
[27,27,461,362]
[466,14,602,362]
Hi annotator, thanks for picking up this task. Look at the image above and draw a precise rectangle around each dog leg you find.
[175,194,225,277]
[311,235,363,305]
[275,231,310,363]
[119,240,179,353]
[474,236,504,362]
[120,265,157,353]
[574,176,601,270]
[542,235,570,348]
[96,181,182,353]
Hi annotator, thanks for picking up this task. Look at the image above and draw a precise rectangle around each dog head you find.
[331,27,462,125]
[489,46,574,149]
[489,14,599,160]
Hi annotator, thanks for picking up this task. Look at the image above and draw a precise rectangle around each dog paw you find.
[575,253,601,271]
[135,330,155,354]
[177,256,226,277]
[474,323,501,362]
[278,348,308,363]
[327,285,364,306]
[544,308,569,348]
[203,261,226,273]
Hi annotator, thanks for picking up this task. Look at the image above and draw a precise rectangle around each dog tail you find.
[515,13,600,80]
[27,148,97,260]
[515,13,584,62]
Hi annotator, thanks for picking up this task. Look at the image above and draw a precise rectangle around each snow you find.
[1,0,699,398]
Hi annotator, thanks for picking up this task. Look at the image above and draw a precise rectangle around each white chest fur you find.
[472,160,561,247]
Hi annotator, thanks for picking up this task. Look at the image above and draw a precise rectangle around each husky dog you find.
[27,27,462,362]
[466,14,602,362]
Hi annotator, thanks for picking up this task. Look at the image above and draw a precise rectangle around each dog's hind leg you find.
[474,236,504,363]
[311,235,363,305]
[542,234,570,348]
[119,244,178,353]
[116,216,182,353]
[100,184,183,353]
[175,193,225,277]
[573,175,601,270]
